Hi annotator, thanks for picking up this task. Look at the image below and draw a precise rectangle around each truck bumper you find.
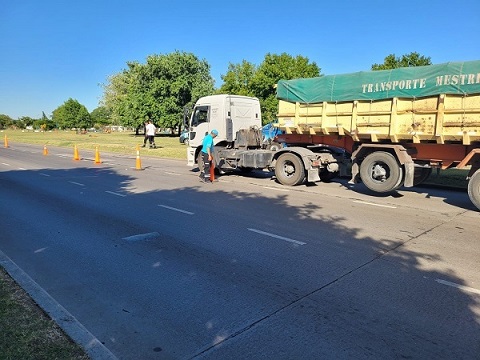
[187,147,196,166]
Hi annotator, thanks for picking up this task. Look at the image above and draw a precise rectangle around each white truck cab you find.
[187,94,262,166]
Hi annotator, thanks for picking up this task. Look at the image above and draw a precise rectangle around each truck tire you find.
[275,153,305,186]
[359,151,404,193]
[269,142,282,151]
[467,169,480,211]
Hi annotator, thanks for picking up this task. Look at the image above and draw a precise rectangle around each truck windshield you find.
[191,106,209,127]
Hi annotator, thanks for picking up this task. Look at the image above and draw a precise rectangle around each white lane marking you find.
[262,186,290,192]
[435,279,480,295]
[164,171,181,176]
[353,200,397,209]
[105,191,126,197]
[123,232,160,241]
[158,204,194,215]
[39,173,51,177]
[247,228,306,246]
[69,181,85,186]
[18,167,26,170]
[1,162,10,166]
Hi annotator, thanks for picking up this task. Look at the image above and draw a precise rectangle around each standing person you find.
[145,119,157,148]
[141,121,149,147]
[199,129,218,183]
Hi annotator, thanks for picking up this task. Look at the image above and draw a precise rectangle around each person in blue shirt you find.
[200,129,218,183]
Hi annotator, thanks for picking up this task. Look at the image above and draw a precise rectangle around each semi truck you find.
[186,60,480,211]
[185,94,340,185]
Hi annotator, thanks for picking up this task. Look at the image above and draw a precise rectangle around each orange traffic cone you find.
[94,146,101,164]
[210,158,215,182]
[4,134,8,148]
[73,145,80,160]
[135,145,142,170]
[43,145,48,155]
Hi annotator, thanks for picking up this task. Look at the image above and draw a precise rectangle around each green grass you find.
[2,129,187,159]
[0,268,89,360]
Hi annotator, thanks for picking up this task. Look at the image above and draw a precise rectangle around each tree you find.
[90,106,112,128]
[102,51,215,133]
[371,52,432,70]
[217,60,257,96]
[34,112,55,131]
[218,53,320,123]
[253,53,320,123]
[0,114,13,129]
[52,98,92,129]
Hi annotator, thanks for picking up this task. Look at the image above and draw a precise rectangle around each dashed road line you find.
[122,232,160,241]
[262,186,290,192]
[105,191,126,197]
[435,279,480,295]
[158,204,194,215]
[247,228,306,246]
[353,200,397,209]
[69,181,85,186]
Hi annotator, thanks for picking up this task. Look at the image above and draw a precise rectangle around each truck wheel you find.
[359,151,404,193]
[275,153,305,186]
[467,169,480,211]
[269,142,282,151]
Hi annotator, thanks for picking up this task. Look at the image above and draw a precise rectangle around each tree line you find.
[0,52,431,132]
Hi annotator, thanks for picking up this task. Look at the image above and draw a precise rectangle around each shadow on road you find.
[0,158,479,359]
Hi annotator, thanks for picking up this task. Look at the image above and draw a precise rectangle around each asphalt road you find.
[1,143,479,360]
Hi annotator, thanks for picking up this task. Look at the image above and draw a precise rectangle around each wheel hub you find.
[372,164,387,180]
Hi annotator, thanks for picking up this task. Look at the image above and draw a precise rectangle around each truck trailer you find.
[276,60,480,210]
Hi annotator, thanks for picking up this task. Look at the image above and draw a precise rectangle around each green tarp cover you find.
[277,60,480,104]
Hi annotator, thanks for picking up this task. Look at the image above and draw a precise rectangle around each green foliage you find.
[90,106,112,128]
[371,52,432,70]
[18,116,35,127]
[52,98,92,129]
[218,53,320,123]
[217,60,256,96]
[102,51,215,131]
[0,114,13,129]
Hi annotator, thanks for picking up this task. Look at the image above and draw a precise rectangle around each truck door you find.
[190,105,209,146]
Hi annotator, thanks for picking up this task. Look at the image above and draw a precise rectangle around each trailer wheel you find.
[275,153,305,186]
[467,169,480,211]
[359,151,404,193]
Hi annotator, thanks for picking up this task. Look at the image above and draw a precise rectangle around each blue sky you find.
[1,0,479,119]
